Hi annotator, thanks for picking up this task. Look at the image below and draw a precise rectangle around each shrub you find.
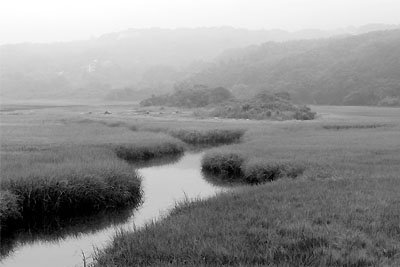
[209,92,316,121]
[201,152,244,180]
[169,129,245,145]
[114,142,184,162]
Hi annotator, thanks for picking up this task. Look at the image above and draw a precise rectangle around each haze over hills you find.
[189,29,400,106]
[0,24,399,104]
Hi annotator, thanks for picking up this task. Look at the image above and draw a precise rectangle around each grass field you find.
[1,104,399,266]
[91,105,399,266]
[0,106,247,233]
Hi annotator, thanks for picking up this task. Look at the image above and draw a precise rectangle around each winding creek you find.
[0,152,228,267]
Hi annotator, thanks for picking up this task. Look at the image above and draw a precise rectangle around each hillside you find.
[189,30,400,106]
[1,25,398,102]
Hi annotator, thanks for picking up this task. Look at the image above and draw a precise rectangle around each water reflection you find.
[131,152,183,168]
[0,152,226,267]
[0,208,134,258]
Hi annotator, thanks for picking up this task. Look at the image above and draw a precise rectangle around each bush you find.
[169,129,245,145]
[201,152,244,180]
[114,142,184,162]
[210,92,316,120]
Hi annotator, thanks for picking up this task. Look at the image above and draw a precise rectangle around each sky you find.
[1,0,399,44]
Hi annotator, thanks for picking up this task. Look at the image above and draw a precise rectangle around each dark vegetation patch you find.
[201,152,305,184]
[114,142,185,162]
[201,152,245,181]
[0,169,142,233]
[76,119,138,131]
[169,129,245,145]
[141,87,316,121]
[209,92,316,120]
[0,191,22,232]
[140,85,233,108]
[243,159,305,184]
[322,123,389,130]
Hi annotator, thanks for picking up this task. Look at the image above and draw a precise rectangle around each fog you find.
[1,0,400,44]
[1,0,399,106]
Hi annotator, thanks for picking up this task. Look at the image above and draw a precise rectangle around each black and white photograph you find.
[0,1,399,266]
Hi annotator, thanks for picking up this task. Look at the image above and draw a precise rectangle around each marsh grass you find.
[243,159,305,184]
[94,177,400,266]
[0,191,22,231]
[2,169,142,217]
[2,105,400,266]
[202,152,305,184]
[0,168,142,232]
[168,129,245,145]
[201,152,244,181]
[76,119,138,131]
[322,123,389,130]
[0,146,143,233]
[114,141,184,162]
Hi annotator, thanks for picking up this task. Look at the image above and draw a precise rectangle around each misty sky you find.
[1,0,399,44]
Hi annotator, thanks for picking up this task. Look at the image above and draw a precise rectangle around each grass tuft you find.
[202,153,305,184]
[169,129,245,145]
[201,152,245,181]
[0,191,22,231]
[1,169,142,222]
[114,142,184,162]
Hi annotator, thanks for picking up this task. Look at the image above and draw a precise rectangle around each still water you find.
[0,152,226,267]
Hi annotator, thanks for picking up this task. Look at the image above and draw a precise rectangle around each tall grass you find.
[114,141,184,162]
[0,146,143,233]
[94,177,400,266]
[202,152,305,184]
[201,152,244,181]
[2,169,142,218]
[0,191,21,231]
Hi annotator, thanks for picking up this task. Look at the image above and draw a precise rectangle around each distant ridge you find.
[188,29,400,106]
[0,25,399,103]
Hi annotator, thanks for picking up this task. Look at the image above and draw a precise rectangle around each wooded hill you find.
[189,30,400,106]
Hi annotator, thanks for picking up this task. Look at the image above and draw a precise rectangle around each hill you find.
[1,25,398,102]
[188,30,400,106]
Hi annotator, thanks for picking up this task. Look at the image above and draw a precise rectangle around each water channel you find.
[0,152,227,267]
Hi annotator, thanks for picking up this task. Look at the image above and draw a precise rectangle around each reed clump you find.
[201,152,245,181]
[1,168,142,223]
[243,159,305,184]
[202,152,305,184]
[114,142,184,162]
[0,191,22,231]
[169,129,245,145]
